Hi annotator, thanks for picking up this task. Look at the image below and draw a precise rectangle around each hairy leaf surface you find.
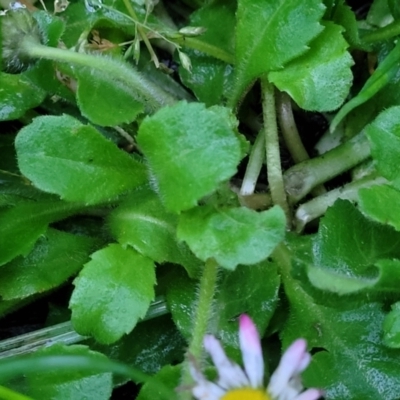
[70,244,156,344]
[16,115,147,204]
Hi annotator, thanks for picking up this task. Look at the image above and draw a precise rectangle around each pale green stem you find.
[294,174,387,232]
[240,130,265,196]
[179,258,219,400]
[22,38,177,112]
[261,77,291,222]
[284,132,371,204]
[362,19,400,44]
[277,92,309,164]
[276,91,326,197]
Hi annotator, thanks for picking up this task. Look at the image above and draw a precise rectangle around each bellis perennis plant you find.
[189,315,322,400]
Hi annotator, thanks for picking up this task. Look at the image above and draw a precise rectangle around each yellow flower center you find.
[221,388,271,400]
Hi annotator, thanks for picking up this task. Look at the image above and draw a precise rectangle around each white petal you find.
[268,339,309,397]
[192,381,226,400]
[204,334,249,389]
[239,314,264,388]
[189,354,226,400]
[295,388,323,400]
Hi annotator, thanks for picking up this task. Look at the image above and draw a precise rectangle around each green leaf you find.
[188,0,235,54]
[269,22,353,111]
[330,0,360,46]
[290,302,400,399]
[0,228,98,300]
[366,106,400,189]
[359,184,400,231]
[177,205,285,270]
[213,261,280,358]
[166,262,280,356]
[13,345,113,400]
[179,51,234,107]
[280,244,400,398]
[70,243,156,344]
[0,200,85,266]
[137,365,181,400]
[179,0,235,106]
[74,65,144,126]
[108,187,200,276]
[92,315,185,385]
[15,115,147,204]
[383,302,400,348]
[307,258,400,294]
[231,0,325,106]
[388,0,400,19]
[330,41,400,132]
[308,200,400,294]
[25,59,76,103]
[313,200,400,271]
[61,2,102,47]
[0,73,45,121]
[367,0,394,27]
[61,2,138,47]
[33,10,65,47]
[137,102,243,213]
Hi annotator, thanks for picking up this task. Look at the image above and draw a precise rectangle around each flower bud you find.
[178,26,207,37]
[1,4,42,72]
[133,36,140,64]
[178,51,192,73]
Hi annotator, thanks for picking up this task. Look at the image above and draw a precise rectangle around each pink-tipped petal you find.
[295,388,324,400]
[295,352,311,374]
[204,335,249,389]
[239,314,264,388]
[268,339,309,397]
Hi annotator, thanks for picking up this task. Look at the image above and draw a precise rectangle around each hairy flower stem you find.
[284,131,371,204]
[179,258,219,400]
[20,37,177,112]
[294,174,387,232]
[261,77,291,223]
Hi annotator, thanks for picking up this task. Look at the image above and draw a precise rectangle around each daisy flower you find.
[189,314,322,400]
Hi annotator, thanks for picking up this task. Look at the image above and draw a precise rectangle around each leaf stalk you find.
[284,132,371,203]
[261,77,291,223]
